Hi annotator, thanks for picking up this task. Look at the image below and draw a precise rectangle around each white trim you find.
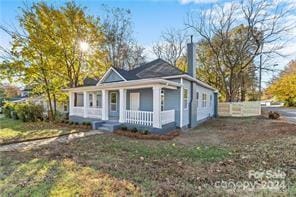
[119,89,126,123]
[97,67,127,84]
[153,85,162,128]
[64,78,180,92]
[162,75,217,92]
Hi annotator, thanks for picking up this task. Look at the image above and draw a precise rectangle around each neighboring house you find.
[65,41,218,132]
[10,87,68,115]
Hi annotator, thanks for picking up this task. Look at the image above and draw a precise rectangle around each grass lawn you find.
[0,116,295,196]
[0,117,88,144]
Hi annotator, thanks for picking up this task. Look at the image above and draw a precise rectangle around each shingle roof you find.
[114,58,186,80]
[83,77,99,86]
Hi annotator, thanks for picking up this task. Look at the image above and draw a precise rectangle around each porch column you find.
[83,91,88,118]
[69,92,73,115]
[102,90,108,120]
[92,92,96,107]
[119,88,126,123]
[153,85,162,128]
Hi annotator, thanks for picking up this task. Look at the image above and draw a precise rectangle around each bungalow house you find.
[65,41,218,132]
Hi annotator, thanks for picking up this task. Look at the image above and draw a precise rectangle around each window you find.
[202,93,207,108]
[161,90,165,111]
[183,89,188,109]
[74,93,84,107]
[110,92,117,112]
[96,92,102,108]
[89,94,93,107]
[210,94,213,106]
[196,92,199,108]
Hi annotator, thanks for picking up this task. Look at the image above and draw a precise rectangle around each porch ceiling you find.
[63,78,180,92]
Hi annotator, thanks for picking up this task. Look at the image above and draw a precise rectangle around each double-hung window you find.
[210,94,213,107]
[196,92,199,108]
[202,93,207,108]
[89,94,93,107]
[161,90,165,111]
[184,89,189,109]
[74,93,84,107]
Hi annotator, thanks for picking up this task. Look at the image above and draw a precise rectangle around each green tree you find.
[1,2,108,119]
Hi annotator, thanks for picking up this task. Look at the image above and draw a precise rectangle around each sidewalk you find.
[0,130,103,152]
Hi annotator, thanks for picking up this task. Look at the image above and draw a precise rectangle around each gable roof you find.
[113,58,186,81]
[98,67,127,84]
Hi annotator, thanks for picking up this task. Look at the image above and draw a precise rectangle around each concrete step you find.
[97,126,112,132]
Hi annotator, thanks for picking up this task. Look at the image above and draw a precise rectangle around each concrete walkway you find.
[0,130,103,152]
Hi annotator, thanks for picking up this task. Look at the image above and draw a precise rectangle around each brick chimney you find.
[187,35,196,78]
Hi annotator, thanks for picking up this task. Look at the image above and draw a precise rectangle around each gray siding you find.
[164,88,181,127]
[103,70,124,83]
[126,88,153,111]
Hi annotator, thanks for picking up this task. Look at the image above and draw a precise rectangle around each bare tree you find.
[186,0,293,102]
[152,28,188,67]
[102,6,146,70]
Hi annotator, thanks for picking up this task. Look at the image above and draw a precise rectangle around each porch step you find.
[93,121,121,132]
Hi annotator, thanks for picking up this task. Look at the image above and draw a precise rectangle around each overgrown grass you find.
[0,117,82,144]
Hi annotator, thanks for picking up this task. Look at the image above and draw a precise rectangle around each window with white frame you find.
[161,90,165,111]
[183,89,189,109]
[96,92,102,108]
[74,93,84,107]
[202,93,207,108]
[110,92,117,112]
[196,92,199,108]
[89,94,93,107]
[210,94,213,106]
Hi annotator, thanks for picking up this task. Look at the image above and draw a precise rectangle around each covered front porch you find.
[67,79,180,130]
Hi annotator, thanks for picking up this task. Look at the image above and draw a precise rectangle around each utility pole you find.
[259,53,262,101]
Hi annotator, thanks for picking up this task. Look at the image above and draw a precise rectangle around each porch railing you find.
[86,107,102,119]
[124,110,153,126]
[72,107,84,116]
[161,110,175,125]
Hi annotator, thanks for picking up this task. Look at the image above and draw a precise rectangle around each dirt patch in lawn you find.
[176,116,296,146]
[0,116,295,196]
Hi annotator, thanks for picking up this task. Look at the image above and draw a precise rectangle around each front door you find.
[130,92,140,111]
[109,91,119,120]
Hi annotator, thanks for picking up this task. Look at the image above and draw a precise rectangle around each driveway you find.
[264,107,296,124]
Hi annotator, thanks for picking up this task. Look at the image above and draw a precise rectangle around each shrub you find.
[11,111,19,120]
[143,130,149,135]
[131,127,138,133]
[121,126,128,131]
[268,111,280,119]
[14,103,44,122]
[82,122,86,125]
[75,122,79,125]
[86,122,92,126]
[69,121,74,125]
[3,102,15,118]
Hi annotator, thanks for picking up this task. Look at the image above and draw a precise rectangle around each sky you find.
[0,0,296,86]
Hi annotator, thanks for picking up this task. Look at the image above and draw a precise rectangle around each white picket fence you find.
[218,101,261,117]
